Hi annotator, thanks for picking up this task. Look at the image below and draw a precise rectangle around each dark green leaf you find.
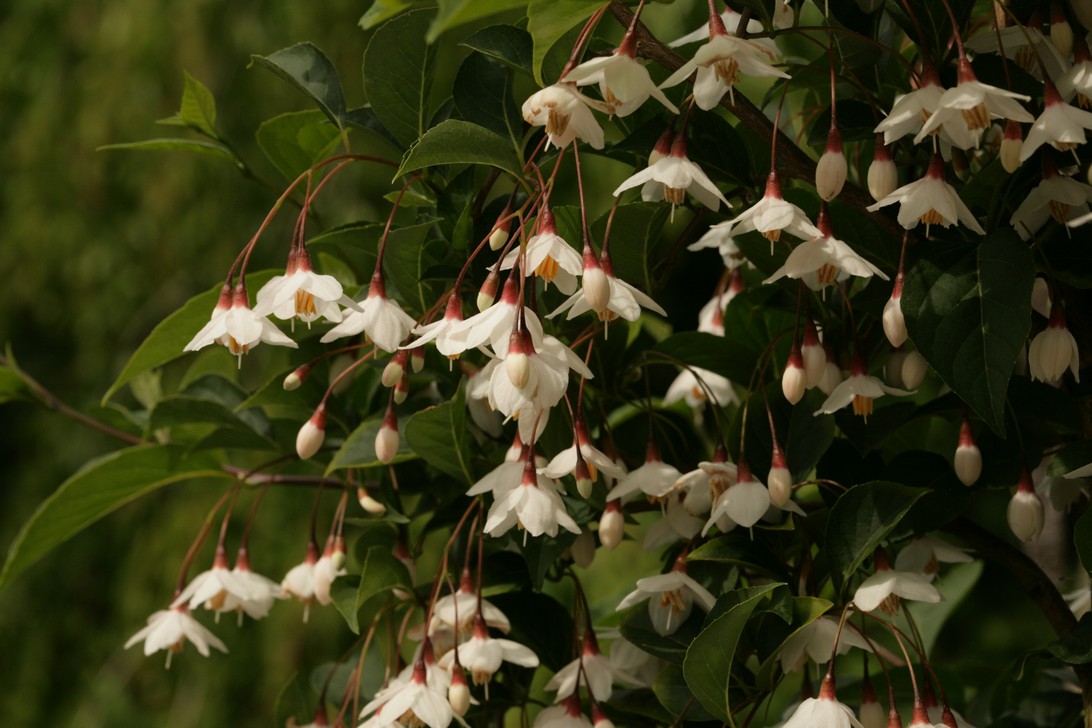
[490,591,574,671]
[1049,441,1092,478]
[687,533,791,582]
[102,271,277,403]
[453,53,521,147]
[97,138,237,164]
[429,0,526,43]
[824,480,926,592]
[903,220,1032,438]
[251,43,347,128]
[358,545,411,607]
[404,380,473,483]
[0,446,233,590]
[382,222,435,315]
[1049,613,1092,664]
[0,365,28,404]
[396,119,523,180]
[753,596,832,690]
[359,0,418,30]
[652,665,719,723]
[256,110,343,180]
[592,202,669,293]
[273,672,312,728]
[682,583,781,724]
[158,71,218,137]
[460,25,534,74]
[527,0,606,85]
[906,561,982,655]
[330,575,364,633]
[620,601,707,665]
[363,10,437,147]
[328,417,418,472]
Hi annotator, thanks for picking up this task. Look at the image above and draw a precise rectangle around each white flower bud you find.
[283,365,309,391]
[859,699,885,728]
[357,487,387,515]
[818,359,842,395]
[448,676,471,716]
[477,290,496,313]
[883,293,908,348]
[1008,473,1044,542]
[768,452,792,508]
[296,406,326,460]
[868,140,898,202]
[1051,16,1074,57]
[488,226,508,251]
[954,442,982,487]
[1032,277,1052,319]
[381,354,405,388]
[773,0,794,29]
[570,529,596,569]
[582,265,610,313]
[375,417,399,465]
[901,349,927,389]
[815,128,846,201]
[1000,121,1023,173]
[885,348,907,388]
[599,502,624,550]
[505,351,531,390]
[1029,305,1080,383]
[410,349,425,373]
[782,347,807,404]
[393,376,408,404]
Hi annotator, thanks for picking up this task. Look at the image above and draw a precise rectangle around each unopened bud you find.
[773,0,794,29]
[393,374,409,404]
[376,407,400,464]
[867,139,898,202]
[448,672,471,716]
[382,351,407,388]
[883,292,908,348]
[330,535,347,571]
[901,349,927,389]
[782,345,807,404]
[860,696,885,728]
[802,320,824,388]
[570,528,596,569]
[410,349,425,373]
[582,263,610,313]
[951,148,970,182]
[328,354,355,396]
[599,501,624,550]
[768,448,792,508]
[296,405,327,460]
[1008,470,1044,542]
[506,351,531,390]
[815,127,846,201]
[488,219,510,251]
[885,348,907,388]
[575,455,594,498]
[1051,6,1074,57]
[592,703,615,728]
[954,418,982,486]
[1000,121,1023,173]
[283,364,310,391]
[357,486,387,515]
[477,269,499,312]
[818,346,842,395]
[1031,277,1052,318]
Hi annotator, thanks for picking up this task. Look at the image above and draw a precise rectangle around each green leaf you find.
[527,0,606,86]
[330,575,364,633]
[102,271,277,404]
[429,0,526,43]
[158,71,218,137]
[0,446,233,591]
[251,43,347,128]
[906,561,982,655]
[824,481,927,592]
[682,583,781,724]
[593,202,670,294]
[753,596,832,690]
[381,222,435,315]
[0,365,28,404]
[363,10,437,147]
[460,25,534,74]
[652,665,719,723]
[396,119,523,180]
[687,533,791,582]
[453,53,521,148]
[404,380,473,483]
[327,417,418,472]
[902,230,1034,436]
[359,0,417,29]
[97,138,237,164]
[358,545,411,606]
[257,110,343,180]
[1049,613,1092,664]
[1049,441,1092,477]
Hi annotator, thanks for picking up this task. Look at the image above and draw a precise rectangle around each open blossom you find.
[484,454,580,541]
[124,605,227,667]
[664,367,738,411]
[542,420,625,484]
[1021,81,1092,161]
[779,616,872,674]
[702,461,770,535]
[816,354,913,421]
[546,631,637,702]
[687,224,746,269]
[894,536,974,579]
[644,492,704,551]
[763,204,888,291]
[875,70,950,145]
[549,256,666,327]
[497,206,582,294]
[1010,158,1092,239]
[404,293,470,358]
[781,675,864,728]
[319,272,414,351]
[613,132,730,215]
[915,58,1033,148]
[607,441,680,502]
[853,551,941,613]
[438,615,539,686]
[429,571,511,636]
[484,329,592,420]
[723,171,821,247]
[254,247,359,326]
[565,34,677,116]
[184,283,297,362]
[358,661,455,728]
[616,563,716,636]
[522,82,608,150]
[868,154,985,235]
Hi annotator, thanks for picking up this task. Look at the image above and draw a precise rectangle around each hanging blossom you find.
[320,270,414,352]
[549,251,666,328]
[522,82,609,150]
[875,66,948,145]
[853,550,942,614]
[721,170,821,249]
[1029,301,1080,384]
[1020,79,1092,162]
[615,556,716,636]
[1059,37,1092,109]
[437,614,539,687]
[778,615,872,674]
[254,246,359,326]
[564,29,678,117]
[184,283,298,364]
[358,659,458,728]
[660,9,787,109]
[484,450,580,542]
[915,57,1033,149]
[481,326,592,422]
[612,130,730,217]
[816,353,913,421]
[428,569,512,636]
[544,630,639,702]
[780,672,865,728]
[460,275,545,353]
[606,440,680,503]
[403,293,470,359]
[868,153,985,235]
[124,604,227,668]
[496,205,583,294]
[1010,156,1092,239]
[763,204,888,292]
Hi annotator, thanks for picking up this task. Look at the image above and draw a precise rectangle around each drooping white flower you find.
[868,153,985,235]
[533,695,593,728]
[312,535,347,607]
[438,614,539,686]
[643,492,704,551]
[543,420,626,486]
[549,254,666,328]
[764,204,889,291]
[319,272,414,351]
[723,170,821,247]
[545,630,638,702]
[875,70,951,145]
[565,34,678,116]
[894,536,974,580]
[703,460,770,535]
[687,224,746,269]
[485,453,581,541]
[223,551,283,621]
[254,247,359,326]
[429,569,511,636]
[1021,81,1092,161]
[124,605,227,667]
[171,547,243,619]
[522,82,609,150]
[1011,159,1092,240]
[780,674,864,728]
[915,58,1033,149]
[613,132,730,215]
[281,541,320,622]
[1059,38,1092,108]
[484,329,592,421]
[1029,302,1080,383]
[497,206,583,294]
[615,561,716,636]
[358,660,455,728]
[816,355,913,421]
[664,366,738,412]
[853,551,942,613]
[778,615,873,674]
[183,283,298,363]
[404,293,470,359]
[606,440,680,502]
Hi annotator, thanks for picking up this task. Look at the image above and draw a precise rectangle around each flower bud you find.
[1000,121,1023,173]
[901,349,927,389]
[953,417,981,486]
[885,347,907,388]
[505,331,531,390]
[382,351,407,388]
[570,528,596,569]
[449,670,471,716]
[357,486,387,515]
[1051,5,1074,57]
[582,256,610,313]
[768,447,792,508]
[802,320,825,388]
[782,344,807,404]
[951,148,970,182]
[489,217,510,251]
[575,454,594,498]
[773,0,794,29]
[328,354,355,396]
[330,535,347,571]
[410,349,425,373]
[867,139,898,202]
[393,373,409,404]
[1032,277,1052,318]
[477,269,499,312]
[815,127,846,201]
[859,676,884,728]
[818,346,842,395]
[1008,469,1044,542]
[283,364,311,391]
[599,500,624,550]
[592,703,615,728]
[1029,302,1080,383]
[375,406,400,464]
[296,405,326,460]
[883,290,907,349]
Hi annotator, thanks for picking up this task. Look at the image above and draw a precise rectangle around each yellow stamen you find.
[659,588,686,613]
[663,186,686,205]
[546,109,571,138]
[713,58,739,87]
[763,228,782,242]
[1049,200,1071,223]
[879,593,900,615]
[852,394,874,420]
[817,263,838,286]
[920,209,944,226]
[535,255,560,282]
[295,290,317,317]
[960,104,989,130]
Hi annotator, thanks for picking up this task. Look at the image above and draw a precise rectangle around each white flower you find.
[1029,304,1080,383]
[312,536,347,607]
[223,560,283,621]
[253,250,359,325]
[875,74,950,145]
[171,551,242,618]
[565,42,678,116]
[404,293,470,358]
[1021,83,1092,161]
[780,691,864,728]
[183,283,297,363]
[616,568,716,636]
[702,464,770,534]
[533,696,593,728]
[816,356,913,421]
[613,134,729,214]
[522,83,608,150]
[1009,470,1046,542]
[868,154,985,235]
[124,605,227,667]
[606,443,680,502]
[545,631,637,702]
[484,456,581,540]
[1059,41,1092,108]
[484,331,592,420]
[661,30,787,110]
[643,492,704,551]
[319,273,414,351]
[687,225,746,269]
[853,553,942,613]
[778,616,872,674]
[663,367,738,412]
[763,206,888,291]
[542,423,625,484]
[438,618,539,685]
[668,9,766,48]
[281,542,319,622]
[358,661,455,728]
[894,536,974,580]
[915,59,1033,149]
[724,171,821,245]
[497,207,583,294]
[429,575,511,636]
[1011,166,1092,240]
[549,261,666,328]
